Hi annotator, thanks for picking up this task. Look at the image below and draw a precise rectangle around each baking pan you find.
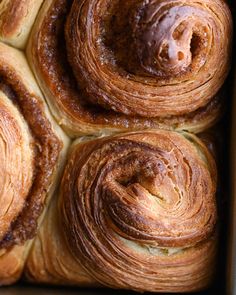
[227,22,236,295]
[0,285,225,295]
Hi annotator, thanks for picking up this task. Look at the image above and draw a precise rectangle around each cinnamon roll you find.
[27,0,232,137]
[25,130,217,293]
[0,0,43,49]
[0,42,69,285]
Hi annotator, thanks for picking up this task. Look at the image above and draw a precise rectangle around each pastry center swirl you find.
[77,139,216,247]
[61,131,217,291]
[0,91,33,240]
[64,0,231,117]
[59,131,217,282]
[131,2,211,76]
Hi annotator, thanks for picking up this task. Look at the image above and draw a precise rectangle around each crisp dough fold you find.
[25,130,217,293]
[0,42,69,285]
[0,0,43,49]
[27,0,232,137]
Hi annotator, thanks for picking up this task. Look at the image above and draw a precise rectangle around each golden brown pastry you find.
[26,0,232,137]
[0,41,69,285]
[25,130,218,293]
[0,0,43,49]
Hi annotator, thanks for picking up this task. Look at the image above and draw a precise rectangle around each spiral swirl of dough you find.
[27,0,232,136]
[60,130,217,292]
[0,90,33,241]
[65,0,232,117]
[0,42,62,249]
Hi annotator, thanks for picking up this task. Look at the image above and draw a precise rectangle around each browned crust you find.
[57,130,217,292]
[27,0,231,137]
[0,245,25,285]
[0,0,43,48]
[0,54,63,249]
[0,0,26,38]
